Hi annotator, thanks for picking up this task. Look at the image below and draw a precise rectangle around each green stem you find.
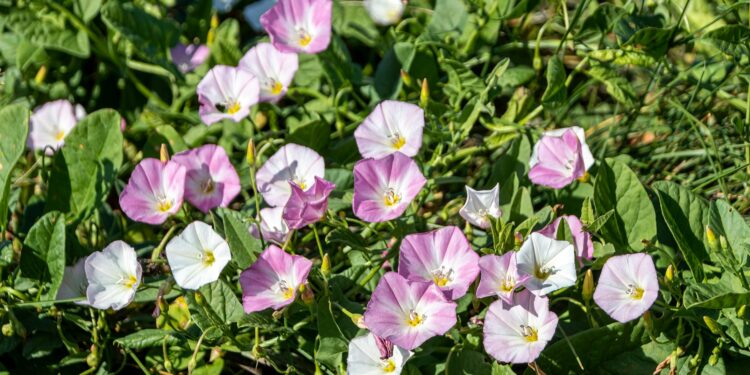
[151,225,178,262]
[313,224,325,260]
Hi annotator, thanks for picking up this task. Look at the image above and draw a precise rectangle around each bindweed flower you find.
[197,65,259,125]
[352,152,426,223]
[398,226,479,300]
[516,232,576,296]
[476,252,529,303]
[56,258,89,305]
[28,100,85,154]
[593,253,659,323]
[165,221,232,290]
[283,176,335,229]
[85,241,142,310]
[364,0,406,26]
[239,42,298,103]
[347,332,413,375]
[250,206,291,244]
[260,0,332,54]
[172,145,241,213]
[537,215,593,262]
[354,100,424,159]
[240,245,312,313]
[459,184,502,229]
[483,290,558,364]
[528,127,593,189]
[119,158,186,225]
[256,143,325,207]
[363,272,457,350]
[243,0,277,31]
[171,43,209,73]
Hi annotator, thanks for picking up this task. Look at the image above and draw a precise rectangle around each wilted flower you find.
[516,232,576,296]
[363,272,457,350]
[483,290,558,364]
[354,100,424,159]
[593,253,659,323]
[243,0,277,31]
[528,127,591,189]
[476,252,529,303]
[250,206,291,244]
[260,0,332,54]
[171,43,209,73]
[538,215,593,262]
[197,65,259,125]
[239,42,298,103]
[255,143,325,207]
[240,245,312,313]
[85,241,142,310]
[119,158,186,225]
[172,145,241,213]
[352,152,426,223]
[347,332,413,375]
[283,176,335,229]
[166,221,232,290]
[364,0,406,26]
[56,258,89,305]
[459,184,502,229]
[398,226,479,300]
[28,100,85,153]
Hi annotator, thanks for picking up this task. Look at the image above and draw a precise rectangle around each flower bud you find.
[706,226,719,252]
[352,314,367,329]
[321,253,331,277]
[194,291,204,305]
[300,283,314,305]
[187,356,198,373]
[1,323,13,337]
[400,70,413,87]
[164,357,173,373]
[34,65,47,84]
[246,139,255,166]
[739,305,747,319]
[514,232,523,247]
[703,316,722,335]
[665,264,674,283]
[719,235,729,253]
[159,143,169,163]
[420,79,429,108]
[582,269,594,302]
[642,311,653,332]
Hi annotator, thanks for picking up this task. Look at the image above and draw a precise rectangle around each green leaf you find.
[373,42,415,100]
[580,197,595,226]
[541,55,566,108]
[587,209,615,234]
[709,200,750,266]
[46,110,124,219]
[213,208,261,269]
[208,19,242,66]
[0,104,28,229]
[496,0,542,20]
[316,296,348,370]
[593,159,656,250]
[4,10,90,58]
[288,120,331,153]
[114,329,182,350]
[75,0,102,22]
[445,348,494,375]
[585,65,636,106]
[19,211,65,299]
[427,0,468,36]
[143,125,189,160]
[684,276,750,310]
[186,280,244,332]
[719,308,750,348]
[703,25,750,57]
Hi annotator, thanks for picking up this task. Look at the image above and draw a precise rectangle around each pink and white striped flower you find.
[197,65,259,125]
[250,206,291,245]
[172,145,241,213]
[537,215,593,262]
[476,252,529,303]
[240,245,312,313]
[528,127,592,189]
[347,333,412,375]
[119,158,186,225]
[260,0,332,54]
[354,100,424,159]
[593,253,658,323]
[255,143,325,207]
[239,42,298,103]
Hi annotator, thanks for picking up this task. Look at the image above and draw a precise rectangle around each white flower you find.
[516,232,576,296]
[347,332,412,375]
[529,126,594,170]
[85,241,142,310]
[56,258,89,305]
[166,221,232,290]
[459,184,502,229]
[364,0,406,26]
[250,206,291,245]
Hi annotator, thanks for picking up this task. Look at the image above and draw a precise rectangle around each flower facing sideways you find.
[166,221,232,290]
[84,241,142,310]
[250,206,291,244]
[593,253,659,323]
[364,0,406,26]
[516,232,576,296]
[197,65,259,125]
[119,158,186,225]
[353,152,426,223]
[398,226,479,300]
[347,332,413,375]
[528,128,590,189]
[172,144,241,213]
[354,100,424,159]
[256,143,325,207]
[283,176,335,229]
[57,258,89,305]
[476,252,529,303]
[459,184,502,229]
[239,42,298,103]
[364,272,457,350]
[537,215,593,262]
[171,43,209,73]
[27,100,85,154]
[240,245,312,313]
[260,0,332,54]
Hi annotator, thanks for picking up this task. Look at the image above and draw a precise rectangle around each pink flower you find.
[250,206,291,245]
[239,42,298,103]
[528,128,588,189]
[484,290,558,364]
[283,176,335,229]
[476,252,529,303]
[119,159,186,225]
[171,43,209,73]
[364,272,457,350]
[398,226,479,300]
[239,245,312,313]
[354,100,424,159]
[593,253,658,323]
[256,143,325,207]
[537,215,593,262]
[28,100,85,154]
[197,65,259,125]
[352,152,426,222]
[172,145,241,213]
[260,0,332,54]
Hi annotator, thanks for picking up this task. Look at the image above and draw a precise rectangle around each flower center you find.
[520,324,538,342]
[122,274,138,289]
[156,197,173,213]
[383,188,401,207]
[199,250,215,266]
[382,359,396,373]
[390,133,406,150]
[201,178,215,194]
[277,280,295,300]
[499,275,515,293]
[431,266,454,287]
[226,101,241,115]
[626,284,645,300]
[55,130,66,141]
[293,178,307,190]
[406,310,425,327]
[534,265,555,280]
[297,29,312,47]
[270,81,283,95]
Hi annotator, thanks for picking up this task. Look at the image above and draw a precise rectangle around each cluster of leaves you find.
[2,0,750,374]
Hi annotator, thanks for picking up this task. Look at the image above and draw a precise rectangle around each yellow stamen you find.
[202,250,215,266]
[627,284,645,300]
[433,275,450,287]
[156,200,173,213]
[202,179,215,194]
[499,278,515,293]
[382,359,396,372]
[391,135,406,150]
[55,130,65,141]
[534,266,551,280]
[577,171,591,183]
[521,325,538,342]
[271,81,283,95]
[406,311,424,327]
[299,33,312,47]
[294,180,307,190]
[226,101,241,114]
[384,189,401,207]
[123,275,137,289]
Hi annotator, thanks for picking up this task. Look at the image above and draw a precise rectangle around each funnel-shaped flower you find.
[57,258,89,305]
[85,241,142,310]
[532,126,594,169]
[28,100,85,153]
[256,143,325,207]
[166,221,232,290]
[119,158,186,225]
[364,0,406,26]
[398,226,479,300]
[593,253,658,323]
[347,333,413,375]
[459,184,502,229]
[171,43,209,73]
[528,128,588,189]
[260,0,332,54]
[364,272,457,350]
[483,290,558,364]
[250,206,291,244]
[172,145,241,213]
[197,65,259,125]
[353,152,426,223]
[516,233,576,296]
[538,215,593,262]
[476,252,529,303]
[354,101,424,159]
[240,245,312,313]
[239,42,298,103]
[283,176,335,229]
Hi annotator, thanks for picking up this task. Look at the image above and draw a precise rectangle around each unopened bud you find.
[246,139,255,166]
[34,65,47,84]
[86,352,98,368]
[300,283,314,305]
[642,311,653,332]
[187,357,198,373]
[321,253,331,277]
[665,264,674,283]
[706,226,719,252]
[582,269,594,302]
[514,232,523,247]
[164,357,173,372]
[576,171,590,183]
[719,235,729,252]
[194,291,204,305]
[739,305,747,319]
[1,323,13,337]
[352,314,367,329]
[254,111,267,129]
[272,308,285,320]
[210,347,223,362]
[400,70,413,87]
[703,316,722,335]
[159,143,169,163]
[210,13,219,29]
[420,79,429,108]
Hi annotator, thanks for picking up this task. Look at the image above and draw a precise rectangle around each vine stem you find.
[151,225,178,262]
[313,224,325,260]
